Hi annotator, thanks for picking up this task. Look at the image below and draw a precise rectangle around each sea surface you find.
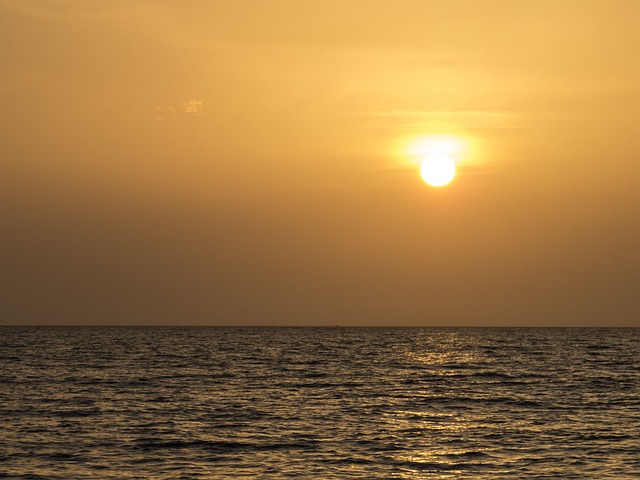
[0,327,638,479]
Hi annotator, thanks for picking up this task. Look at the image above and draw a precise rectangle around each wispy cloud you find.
[182,99,206,116]
[360,109,520,133]
[133,100,207,121]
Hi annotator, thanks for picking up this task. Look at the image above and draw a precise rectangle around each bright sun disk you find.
[420,154,456,187]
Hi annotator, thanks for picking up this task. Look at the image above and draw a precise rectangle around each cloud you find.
[360,109,520,134]
[182,99,206,115]
[132,101,206,121]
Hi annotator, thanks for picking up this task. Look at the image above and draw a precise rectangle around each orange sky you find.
[2,0,639,325]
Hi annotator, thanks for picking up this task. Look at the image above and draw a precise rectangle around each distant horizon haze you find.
[2,0,640,327]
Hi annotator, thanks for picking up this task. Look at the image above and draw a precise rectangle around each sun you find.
[396,134,470,187]
[405,135,462,187]
[420,153,456,187]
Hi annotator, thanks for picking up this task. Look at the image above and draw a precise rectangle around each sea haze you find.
[1,327,638,479]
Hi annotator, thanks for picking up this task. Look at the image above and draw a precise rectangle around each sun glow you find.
[407,135,464,158]
[401,135,467,187]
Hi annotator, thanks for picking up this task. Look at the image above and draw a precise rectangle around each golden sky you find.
[2,0,639,325]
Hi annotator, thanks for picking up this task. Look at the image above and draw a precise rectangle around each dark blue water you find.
[1,327,638,479]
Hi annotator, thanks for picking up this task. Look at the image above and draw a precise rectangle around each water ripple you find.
[1,326,638,479]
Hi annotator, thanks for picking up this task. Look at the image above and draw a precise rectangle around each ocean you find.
[0,327,638,479]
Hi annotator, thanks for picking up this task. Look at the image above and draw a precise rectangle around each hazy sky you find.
[2,0,639,326]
